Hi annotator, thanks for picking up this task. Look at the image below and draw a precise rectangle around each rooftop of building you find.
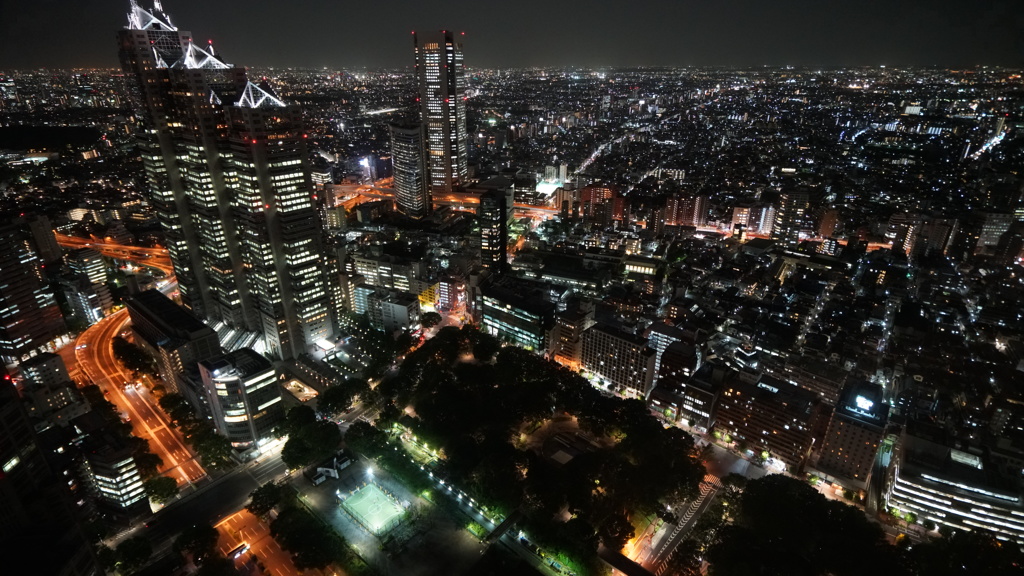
[834,380,888,428]
[900,423,1022,506]
[587,322,650,348]
[127,289,214,337]
[201,347,273,380]
[481,275,559,317]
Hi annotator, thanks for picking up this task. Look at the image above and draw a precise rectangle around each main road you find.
[75,309,205,486]
[55,234,204,486]
[54,232,170,263]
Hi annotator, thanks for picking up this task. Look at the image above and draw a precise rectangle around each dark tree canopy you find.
[281,410,342,470]
[115,536,153,574]
[143,475,178,504]
[318,379,368,416]
[904,530,1024,576]
[708,475,900,576]
[247,481,284,517]
[157,393,234,468]
[358,325,705,574]
[173,523,220,564]
[421,311,443,328]
[270,507,348,570]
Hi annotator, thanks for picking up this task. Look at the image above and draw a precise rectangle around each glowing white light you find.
[855,395,873,412]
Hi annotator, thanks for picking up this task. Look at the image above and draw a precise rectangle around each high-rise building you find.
[60,276,112,326]
[0,377,97,576]
[66,248,107,286]
[25,215,63,264]
[815,381,887,490]
[665,194,707,227]
[352,287,422,333]
[552,307,594,366]
[414,30,468,193]
[885,424,1024,543]
[479,186,512,273]
[647,322,701,386]
[480,277,557,352]
[716,374,823,467]
[389,122,430,218]
[0,224,65,364]
[127,289,221,393]
[581,323,657,399]
[650,359,721,431]
[19,352,70,390]
[772,190,809,249]
[198,348,283,447]
[117,1,334,359]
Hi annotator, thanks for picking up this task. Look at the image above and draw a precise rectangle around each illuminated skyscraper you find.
[0,224,64,364]
[389,122,430,218]
[414,30,468,194]
[117,1,333,359]
[772,190,809,249]
[478,185,513,273]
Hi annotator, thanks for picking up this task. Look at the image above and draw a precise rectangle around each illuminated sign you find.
[854,395,874,412]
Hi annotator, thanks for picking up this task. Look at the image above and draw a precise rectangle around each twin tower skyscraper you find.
[391,31,469,219]
[117,2,467,360]
[117,1,331,360]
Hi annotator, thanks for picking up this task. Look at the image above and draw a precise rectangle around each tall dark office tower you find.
[414,30,468,194]
[479,187,512,272]
[389,122,430,218]
[117,1,333,359]
[0,377,96,575]
[772,190,809,250]
[0,225,65,364]
[26,215,62,263]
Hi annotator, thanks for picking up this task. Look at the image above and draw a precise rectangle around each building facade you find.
[715,375,822,467]
[815,381,887,490]
[414,30,468,194]
[127,289,222,392]
[389,122,430,218]
[480,278,557,352]
[581,323,657,399]
[886,427,1024,543]
[479,186,512,273]
[0,224,64,363]
[198,348,283,448]
[117,1,333,360]
[0,379,96,575]
[81,436,146,511]
[772,190,809,249]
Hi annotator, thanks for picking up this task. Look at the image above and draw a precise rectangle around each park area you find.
[341,482,406,535]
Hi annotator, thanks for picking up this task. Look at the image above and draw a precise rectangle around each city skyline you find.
[1,0,1022,70]
[2,0,1024,574]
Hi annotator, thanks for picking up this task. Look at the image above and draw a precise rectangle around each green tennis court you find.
[341,483,404,535]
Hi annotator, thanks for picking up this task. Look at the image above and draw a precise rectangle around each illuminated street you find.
[216,510,321,576]
[55,235,205,487]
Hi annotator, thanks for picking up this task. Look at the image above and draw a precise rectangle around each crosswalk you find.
[647,474,721,575]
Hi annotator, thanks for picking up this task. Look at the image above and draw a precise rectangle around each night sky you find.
[1,0,1021,70]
